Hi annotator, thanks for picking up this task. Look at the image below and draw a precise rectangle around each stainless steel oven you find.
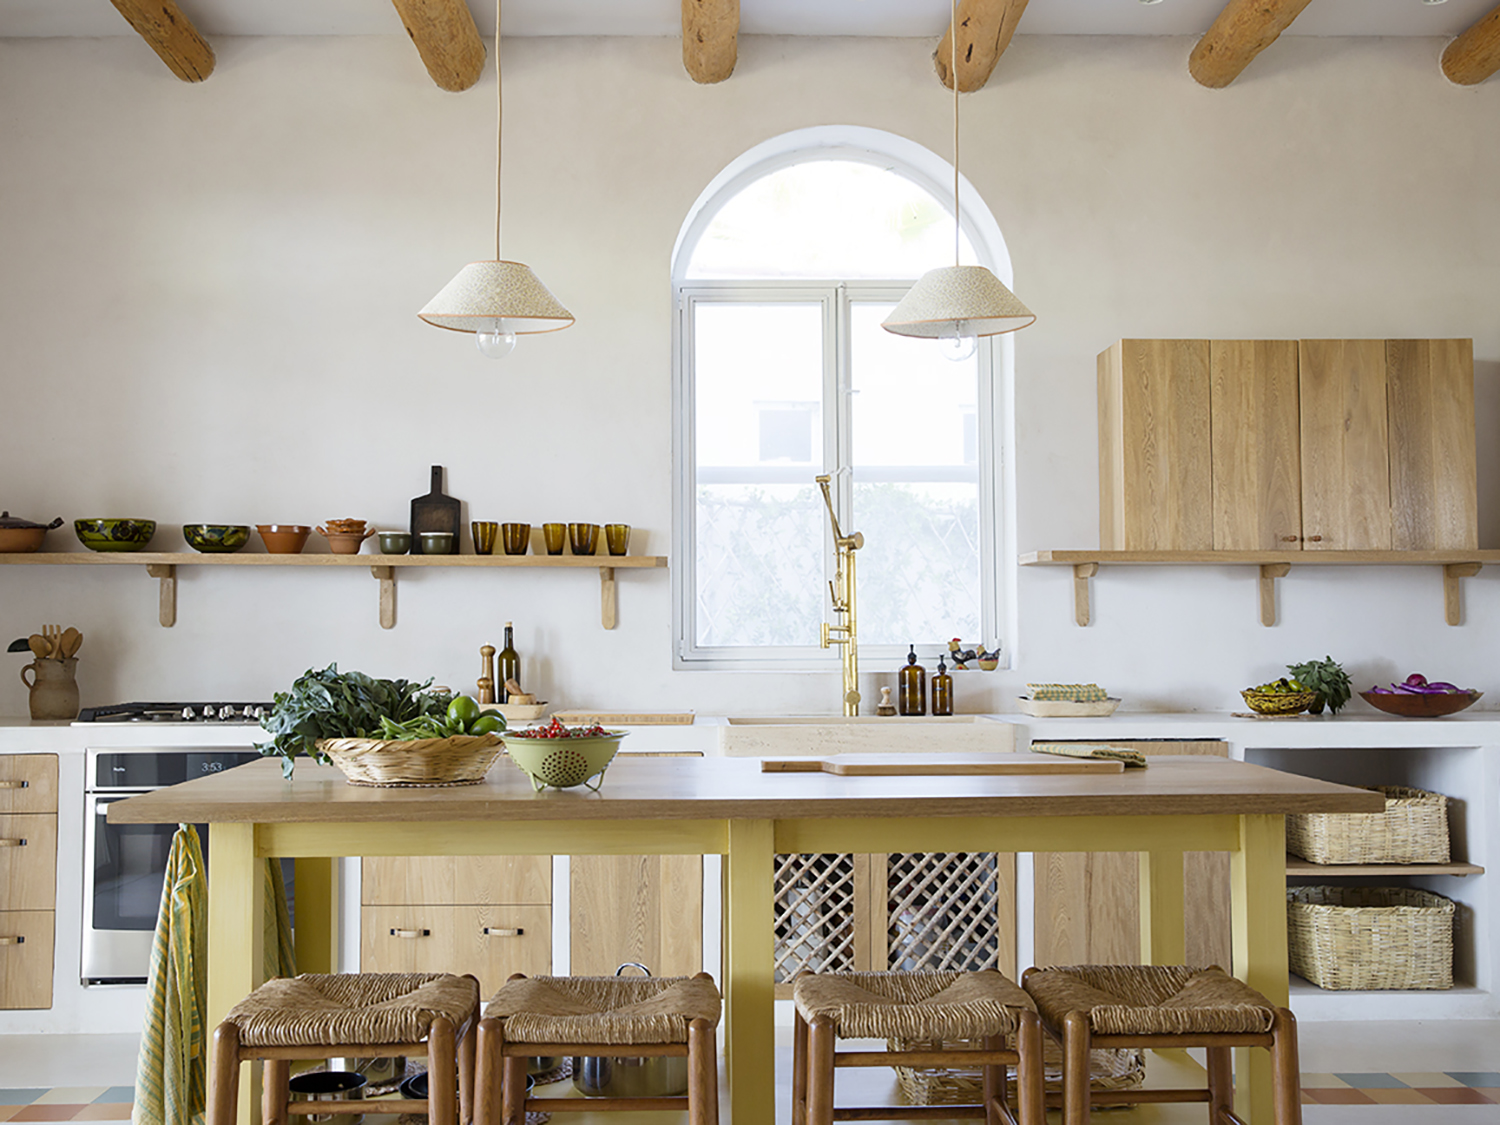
[82,746,290,985]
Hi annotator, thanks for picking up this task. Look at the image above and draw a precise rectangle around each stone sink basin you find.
[719,715,1015,757]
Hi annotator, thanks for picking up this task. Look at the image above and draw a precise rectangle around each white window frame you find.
[671,127,1018,671]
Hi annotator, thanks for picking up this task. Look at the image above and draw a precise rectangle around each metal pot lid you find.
[0,512,63,530]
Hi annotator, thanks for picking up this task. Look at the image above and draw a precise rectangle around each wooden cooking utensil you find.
[60,627,82,657]
[42,624,60,658]
[27,635,47,658]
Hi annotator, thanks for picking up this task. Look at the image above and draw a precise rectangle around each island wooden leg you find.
[724,819,775,1125]
[1231,814,1289,1123]
[208,822,266,1125]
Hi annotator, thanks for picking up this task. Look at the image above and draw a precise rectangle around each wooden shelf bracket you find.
[1444,562,1482,626]
[600,566,617,629]
[145,564,176,627]
[1259,563,1290,627]
[371,566,396,629]
[1072,563,1098,626]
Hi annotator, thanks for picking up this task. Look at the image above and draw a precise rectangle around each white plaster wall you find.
[1,33,1497,719]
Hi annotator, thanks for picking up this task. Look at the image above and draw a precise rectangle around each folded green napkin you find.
[1032,742,1147,768]
[1026,682,1108,702]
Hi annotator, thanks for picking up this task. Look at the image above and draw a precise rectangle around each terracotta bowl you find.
[1360,690,1482,718]
[257,524,311,554]
[0,527,46,553]
[317,526,375,555]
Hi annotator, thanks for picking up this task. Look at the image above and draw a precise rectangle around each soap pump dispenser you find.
[931,654,953,716]
[898,645,927,716]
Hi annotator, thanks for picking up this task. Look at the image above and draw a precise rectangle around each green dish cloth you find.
[1026,683,1108,702]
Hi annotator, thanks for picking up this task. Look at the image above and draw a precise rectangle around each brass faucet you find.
[817,474,864,716]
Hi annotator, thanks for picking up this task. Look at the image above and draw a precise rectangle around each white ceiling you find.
[0,0,1493,40]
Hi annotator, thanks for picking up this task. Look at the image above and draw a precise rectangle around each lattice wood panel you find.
[887,853,1007,973]
[773,853,858,983]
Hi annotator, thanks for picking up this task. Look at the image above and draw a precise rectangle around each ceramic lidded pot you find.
[0,513,63,553]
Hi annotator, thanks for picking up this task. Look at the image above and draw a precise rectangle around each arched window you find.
[672,127,1015,669]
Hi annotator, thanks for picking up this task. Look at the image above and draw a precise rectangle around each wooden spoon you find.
[60,627,82,658]
[27,635,47,658]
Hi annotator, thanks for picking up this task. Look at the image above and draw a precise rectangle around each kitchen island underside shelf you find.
[1021,549,1500,627]
[0,552,668,629]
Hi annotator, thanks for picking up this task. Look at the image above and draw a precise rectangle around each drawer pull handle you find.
[0,781,28,790]
[0,935,24,945]
[389,928,430,939]
[0,839,26,848]
[482,927,523,937]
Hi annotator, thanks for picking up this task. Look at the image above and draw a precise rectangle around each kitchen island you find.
[110,750,1380,1123]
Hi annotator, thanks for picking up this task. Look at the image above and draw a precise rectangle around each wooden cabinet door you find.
[0,755,58,815]
[570,855,703,977]
[1098,339,1213,550]
[0,815,57,911]
[362,855,550,906]
[1386,339,1477,549]
[0,911,54,1009]
[1210,340,1302,550]
[1033,741,1230,971]
[361,904,550,998]
[1298,339,1392,550]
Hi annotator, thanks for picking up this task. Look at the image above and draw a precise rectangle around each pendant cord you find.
[951,0,960,269]
[504,0,510,262]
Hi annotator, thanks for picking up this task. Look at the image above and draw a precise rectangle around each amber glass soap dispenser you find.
[931,654,953,716]
[898,645,927,716]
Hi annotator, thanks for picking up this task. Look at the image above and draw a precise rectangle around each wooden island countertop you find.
[111,753,1381,1125]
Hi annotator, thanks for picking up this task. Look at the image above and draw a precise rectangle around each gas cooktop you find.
[76,701,274,723]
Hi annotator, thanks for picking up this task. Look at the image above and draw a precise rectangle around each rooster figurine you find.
[948,638,978,669]
[977,644,1001,671]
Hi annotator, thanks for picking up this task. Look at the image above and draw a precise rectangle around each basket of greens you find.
[258,665,505,785]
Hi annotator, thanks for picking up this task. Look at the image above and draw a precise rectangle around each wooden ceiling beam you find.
[683,0,738,84]
[390,0,486,92]
[106,0,214,82]
[1189,0,1313,89]
[935,0,1030,92]
[1442,2,1500,85]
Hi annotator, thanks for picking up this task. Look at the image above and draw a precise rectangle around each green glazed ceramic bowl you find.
[502,731,627,791]
[74,518,156,552]
[182,524,251,553]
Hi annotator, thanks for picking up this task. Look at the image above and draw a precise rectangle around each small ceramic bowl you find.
[75,518,156,552]
[419,531,455,555]
[182,524,251,554]
[317,526,375,555]
[377,531,412,555]
[257,524,311,554]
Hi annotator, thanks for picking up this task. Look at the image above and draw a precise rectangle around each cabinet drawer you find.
[362,856,550,907]
[0,910,54,1009]
[0,755,58,815]
[0,815,57,911]
[361,905,550,998]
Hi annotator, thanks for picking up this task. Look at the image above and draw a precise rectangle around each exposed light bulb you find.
[476,321,517,359]
[939,324,977,362]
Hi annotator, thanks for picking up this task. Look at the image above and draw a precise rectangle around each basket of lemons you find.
[1240,677,1318,716]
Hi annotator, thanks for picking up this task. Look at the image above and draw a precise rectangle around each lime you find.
[447,695,482,730]
[469,713,506,736]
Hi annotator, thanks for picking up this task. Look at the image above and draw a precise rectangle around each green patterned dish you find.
[74,518,156,552]
[182,524,251,553]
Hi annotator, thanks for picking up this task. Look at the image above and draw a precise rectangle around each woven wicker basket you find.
[889,1036,1144,1104]
[1287,885,1455,990]
[317,734,503,787]
[1286,785,1450,864]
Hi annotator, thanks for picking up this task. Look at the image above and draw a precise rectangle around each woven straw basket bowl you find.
[317,733,504,787]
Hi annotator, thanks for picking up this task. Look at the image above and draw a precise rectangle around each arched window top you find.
[674,125,1012,286]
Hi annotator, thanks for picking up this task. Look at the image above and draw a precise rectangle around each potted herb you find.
[1286,656,1352,715]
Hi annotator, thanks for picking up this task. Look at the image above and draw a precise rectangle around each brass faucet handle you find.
[820,621,832,649]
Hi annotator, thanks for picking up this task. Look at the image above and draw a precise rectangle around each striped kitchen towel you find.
[1026,683,1109,702]
[1033,743,1147,768]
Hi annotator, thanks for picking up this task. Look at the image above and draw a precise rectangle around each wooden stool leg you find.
[982,1034,1004,1125]
[1271,1009,1303,1125]
[1206,1045,1234,1123]
[688,1017,719,1125]
[1061,1012,1092,1125]
[208,1023,242,1125]
[1015,1011,1045,1125]
[260,1058,290,1125]
[473,1019,502,1125]
[500,1054,529,1125]
[458,1021,476,1125]
[428,1016,458,1125]
[791,1008,809,1125]
[806,1016,836,1125]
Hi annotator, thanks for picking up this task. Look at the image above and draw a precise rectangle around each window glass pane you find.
[693,301,826,648]
[686,162,977,281]
[848,302,982,647]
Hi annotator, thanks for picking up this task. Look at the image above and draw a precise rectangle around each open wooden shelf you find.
[1286,856,1484,877]
[1020,549,1500,627]
[0,552,668,630]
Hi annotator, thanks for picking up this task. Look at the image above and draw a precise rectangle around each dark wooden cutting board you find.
[410,465,460,554]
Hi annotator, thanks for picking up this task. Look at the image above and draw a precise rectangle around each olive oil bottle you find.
[898,645,927,716]
[498,622,519,703]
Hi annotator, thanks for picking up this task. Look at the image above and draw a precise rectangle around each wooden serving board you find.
[759,752,1124,776]
[552,711,695,726]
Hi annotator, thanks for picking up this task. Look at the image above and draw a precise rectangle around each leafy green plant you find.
[1287,656,1352,715]
[257,664,453,777]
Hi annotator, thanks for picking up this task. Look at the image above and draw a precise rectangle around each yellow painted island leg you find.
[1138,848,1186,966]
[207,822,266,1125]
[1231,814,1289,1123]
[292,857,339,974]
[724,819,775,1124]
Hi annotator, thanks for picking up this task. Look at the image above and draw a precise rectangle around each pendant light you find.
[419,0,573,358]
[882,0,1034,356]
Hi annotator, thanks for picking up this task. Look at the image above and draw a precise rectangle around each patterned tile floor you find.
[0,1089,134,1122]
